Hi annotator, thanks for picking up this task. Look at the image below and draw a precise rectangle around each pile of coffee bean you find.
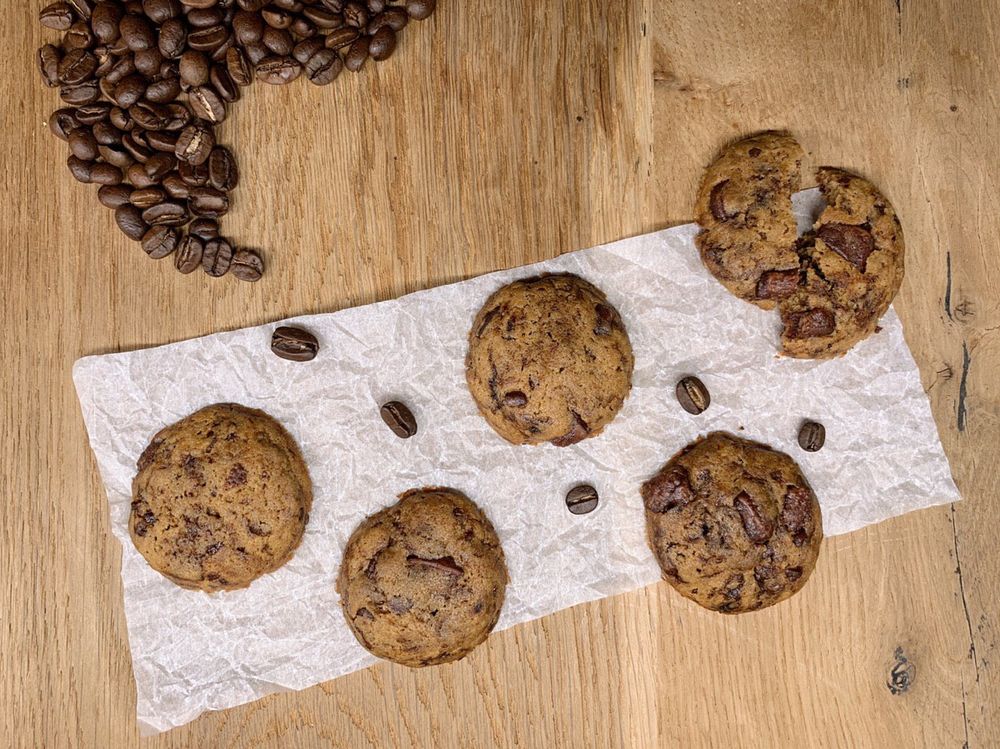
[37,0,437,280]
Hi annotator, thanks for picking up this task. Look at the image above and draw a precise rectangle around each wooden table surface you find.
[3,1,998,746]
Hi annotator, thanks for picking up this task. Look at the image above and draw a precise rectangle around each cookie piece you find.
[779,167,905,359]
[336,488,508,667]
[130,403,312,592]
[694,131,804,309]
[642,432,822,614]
[465,274,634,446]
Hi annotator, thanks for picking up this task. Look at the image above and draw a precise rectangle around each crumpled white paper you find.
[73,190,959,735]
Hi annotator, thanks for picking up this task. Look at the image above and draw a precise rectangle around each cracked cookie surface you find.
[336,488,508,667]
[130,403,313,592]
[465,274,634,446]
[642,432,822,614]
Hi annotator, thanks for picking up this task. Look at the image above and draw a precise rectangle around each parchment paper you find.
[72,190,960,735]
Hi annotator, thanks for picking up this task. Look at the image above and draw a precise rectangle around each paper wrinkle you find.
[72,190,959,735]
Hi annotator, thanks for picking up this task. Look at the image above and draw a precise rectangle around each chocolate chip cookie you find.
[465,274,634,446]
[130,403,312,592]
[336,488,508,667]
[641,432,822,614]
[779,167,905,358]
[694,131,804,309]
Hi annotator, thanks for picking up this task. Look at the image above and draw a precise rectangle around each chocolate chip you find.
[594,303,618,335]
[405,555,463,576]
[551,411,589,447]
[818,223,876,272]
[226,463,247,487]
[781,486,814,545]
[782,308,835,339]
[798,420,826,452]
[755,268,800,300]
[503,391,527,408]
[733,491,774,544]
[565,484,599,515]
[748,147,762,157]
[642,467,693,513]
[388,596,413,614]
[676,376,710,415]
[709,180,737,221]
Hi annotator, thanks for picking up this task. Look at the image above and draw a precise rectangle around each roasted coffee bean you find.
[91,2,123,43]
[565,484,599,515]
[343,2,368,27]
[146,129,179,151]
[209,64,239,101]
[67,0,95,19]
[179,49,211,86]
[129,186,166,208]
[158,16,187,57]
[122,131,153,162]
[202,237,233,276]
[90,161,123,186]
[676,376,710,415]
[38,44,62,87]
[289,16,316,38]
[225,46,253,84]
[368,25,395,60]
[161,102,191,130]
[243,40,269,64]
[121,13,156,51]
[188,185,229,217]
[68,128,99,160]
[798,420,826,452]
[162,172,190,198]
[369,7,407,32]
[97,183,132,208]
[186,7,224,28]
[293,36,324,63]
[133,47,164,76]
[142,200,188,225]
[261,7,292,29]
[271,326,318,360]
[232,9,264,43]
[175,121,215,164]
[57,48,97,84]
[319,0,346,12]
[49,108,80,140]
[174,234,204,273]
[255,55,301,84]
[207,146,238,190]
[114,73,146,108]
[129,99,169,131]
[67,154,94,183]
[379,400,417,438]
[262,26,294,55]
[62,20,95,50]
[91,120,121,143]
[230,248,263,281]
[144,151,177,180]
[99,142,134,168]
[60,80,100,104]
[236,0,269,10]
[367,0,386,12]
[115,203,148,239]
[145,76,181,102]
[303,6,342,29]
[406,0,435,20]
[324,26,358,49]
[344,35,368,71]
[99,73,117,101]
[40,2,76,30]
[77,101,112,123]
[187,25,229,52]
[127,161,157,187]
[140,225,180,257]
[142,0,181,24]
[304,47,342,84]
[188,85,226,122]
[188,217,218,240]
[109,106,133,130]
[178,158,209,185]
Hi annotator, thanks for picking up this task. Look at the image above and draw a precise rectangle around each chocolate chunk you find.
[503,391,528,408]
[709,180,737,221]
[781,486,813,545]
[756,268,800,300]
[551,411,590,447]
[753,565,785,593]
[226,463,247,488]
[782,307,836,339]
[594,303,618,335]
[405,555,464,576]
[388,596,413,614]
[817,223,876,271]
[785,566,803,581]
[642,467,694,513]
[476,306,503,337]
[733,491,774,544]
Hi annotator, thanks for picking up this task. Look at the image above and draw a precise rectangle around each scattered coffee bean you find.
[230,248,264,282]
[380,400,417,438]
[271,326,319,361]
[798,420,826,452]
[676,376,710,415]
[565,484,599,515]
[174,234,204,273]
[202,237,233,276]
[115,203,148,240]
[141,225,180,258]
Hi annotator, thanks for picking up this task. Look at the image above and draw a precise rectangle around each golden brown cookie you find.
[641,432,823,614]
[336,488,508,667]
[779,167,905,359]
[130,403,312,592]
[465,274,634,446]
[694,131,804,309]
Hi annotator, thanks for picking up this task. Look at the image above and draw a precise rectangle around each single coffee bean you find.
[255,55,301,84]
[207,146,238,190]
[133,47,164,76]
[146,129,179,152]
[142,200,188,225]
[379,400,417,438]
[162,172,190,198]
[343,2,368,27]
[324,26,358,49]
[290,16,316,38]
[178,158,209,185]
[99,142,134,168]
[270,326,320,361]
[140,225,180,258]
[565,484,599,515]
[188,217,218,240]
[67,0,94,19]
[115,203,148,240]
[97,183,132,208]
[188,185,229,217]
[90,162,124,185]
[38,45,62,87]
[109,106,132,130]
[230,248,264,281]
[187,25,229,52]
[243,40,270,65]
[91,2,123,43]
[798,420,826,452]
[114,73,147,108]
[68,128,99,160]
[122,131,153,162]
[367,0,386,12]
[225,46,253,85]
[160,102,191,130]
[209,64,240,101]
[232,9,264,44]
[144,151,177,180]
[142,0,181,24]
[121,13,156,51]
[129,186,166,208]
[91,120,121,143]
[368,7,407,33]
[303,6,342,29]
[202,237,233,276]
[158,17,187,57]
[368,25,395,60]
[675,376,710,415]
[57,48,97,85]
[292,36,325,64]
[304,47,342,84]
[175,121,215,164]
[145,76,181,103]
[67,154,94,183]
[49,108,80,140]
[186,7,224,28]
[262,26,294,55]
[104,58,135,89]
[174,234,204,273]
[344,35,369,71]
[127,161,157,187]
[188,85,226,122]
[406,0,435,20]
[62,20,95,50]
[179,49,211,86]
[40,2,76,31]
[60,80,100,105]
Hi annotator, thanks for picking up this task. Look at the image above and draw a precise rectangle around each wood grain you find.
[2,1,997,746]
